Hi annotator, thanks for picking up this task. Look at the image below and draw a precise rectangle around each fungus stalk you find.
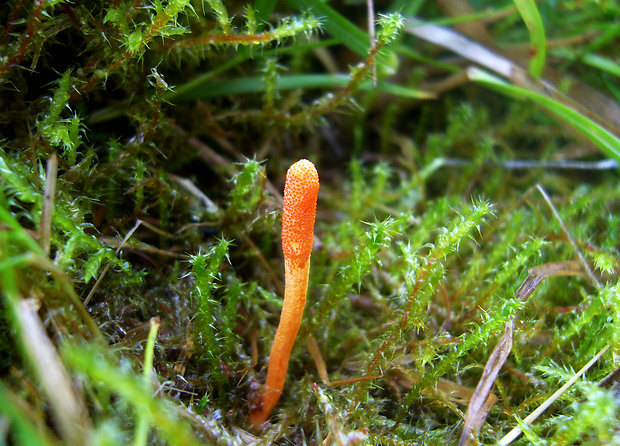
[250,159,319,426]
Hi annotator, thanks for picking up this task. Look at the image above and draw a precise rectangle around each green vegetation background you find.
[0,1,618,445]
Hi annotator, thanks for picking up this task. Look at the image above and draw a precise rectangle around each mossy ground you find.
[0,1,619,445]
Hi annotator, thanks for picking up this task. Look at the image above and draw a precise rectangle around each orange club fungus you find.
[250,159,319,426]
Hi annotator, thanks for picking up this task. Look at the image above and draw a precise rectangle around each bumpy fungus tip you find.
[281,159,319,265]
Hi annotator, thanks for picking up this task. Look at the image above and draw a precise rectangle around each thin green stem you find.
[133,318,160,446]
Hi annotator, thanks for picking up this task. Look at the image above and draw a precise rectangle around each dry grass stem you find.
[39,154,57,255]
[536,184,601,289]
[84,219,143,305]
[499,344,611,445]
[16,298,91,444]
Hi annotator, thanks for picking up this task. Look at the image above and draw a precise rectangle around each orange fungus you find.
[249,159,319,427]
[281,159,319,265]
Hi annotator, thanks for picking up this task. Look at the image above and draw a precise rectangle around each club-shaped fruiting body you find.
[250,159,319,426]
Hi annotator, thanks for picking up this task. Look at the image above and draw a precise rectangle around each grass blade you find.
[64,345,202,446]
[0,385,59,446]
[172,73,433,101]
[513,0,546,77]
[284,0,396,71]
[284,0,369,58]
[582,53,620,78]
[467,67,620,164]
